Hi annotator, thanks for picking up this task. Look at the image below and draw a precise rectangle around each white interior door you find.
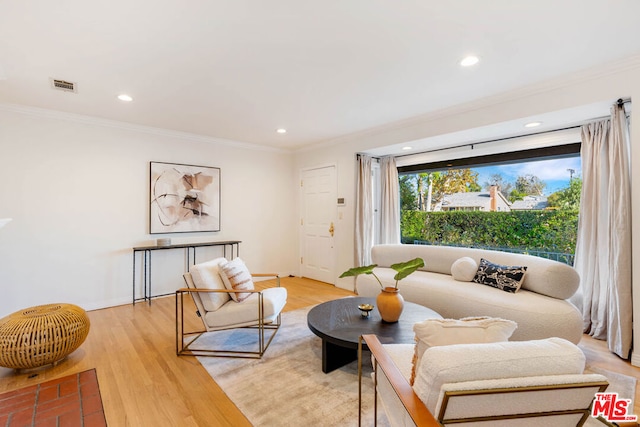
[300,165,337,284]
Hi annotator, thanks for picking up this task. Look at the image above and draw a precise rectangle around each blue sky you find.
[473,156,581,196]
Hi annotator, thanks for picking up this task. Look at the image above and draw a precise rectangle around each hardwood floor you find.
[0,277,638,425]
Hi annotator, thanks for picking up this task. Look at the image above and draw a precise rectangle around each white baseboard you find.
[631,352,640,367]
[83,296,134,312]
[335,277,355,292]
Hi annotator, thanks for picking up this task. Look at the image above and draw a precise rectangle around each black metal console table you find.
[132,240,241,305]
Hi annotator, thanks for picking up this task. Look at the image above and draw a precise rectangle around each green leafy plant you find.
[401,210,579,255]
[339,257,425,290]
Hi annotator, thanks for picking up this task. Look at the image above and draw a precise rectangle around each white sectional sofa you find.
[356,244,583,343]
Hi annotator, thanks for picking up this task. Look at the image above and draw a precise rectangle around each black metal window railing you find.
[412,240,575,266]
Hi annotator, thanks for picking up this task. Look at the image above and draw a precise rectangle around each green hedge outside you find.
[401,210,579,255]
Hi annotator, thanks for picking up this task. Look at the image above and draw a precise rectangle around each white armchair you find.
[358,334,609,426]
[176,257,287,358]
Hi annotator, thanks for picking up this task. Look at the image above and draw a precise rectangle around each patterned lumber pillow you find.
[472,258,527,293]
[219,257,255,302]
[410,317,517,385]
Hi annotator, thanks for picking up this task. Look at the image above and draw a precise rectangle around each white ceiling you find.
[1,1,639,153]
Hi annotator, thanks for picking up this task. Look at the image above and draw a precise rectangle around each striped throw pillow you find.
[219,257,254,302]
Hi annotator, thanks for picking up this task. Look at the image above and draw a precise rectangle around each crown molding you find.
[299,54,640,153]
[0,103,287,153]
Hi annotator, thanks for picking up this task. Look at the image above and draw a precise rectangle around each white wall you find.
[294,60,640,365]
[0,106,297,314]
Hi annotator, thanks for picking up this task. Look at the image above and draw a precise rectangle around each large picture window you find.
[398,146,581,265]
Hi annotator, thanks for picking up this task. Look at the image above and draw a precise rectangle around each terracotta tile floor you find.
[0,369,106,426]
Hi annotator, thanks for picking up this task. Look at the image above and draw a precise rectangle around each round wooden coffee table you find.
[307,297,441,373]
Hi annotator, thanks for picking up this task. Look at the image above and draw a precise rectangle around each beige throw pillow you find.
[189,257,231,311]
[219,257,254,302]
[450,257,478,282]
[410,316,517,385]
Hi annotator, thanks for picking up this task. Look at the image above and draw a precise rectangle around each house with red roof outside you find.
[436,186,511,212]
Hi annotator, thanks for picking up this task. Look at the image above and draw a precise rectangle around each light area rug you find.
[584,365,637,427]
[196,306,387,427]
[195,306,636,427]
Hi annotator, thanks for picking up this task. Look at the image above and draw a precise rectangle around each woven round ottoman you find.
[0,303,90,370]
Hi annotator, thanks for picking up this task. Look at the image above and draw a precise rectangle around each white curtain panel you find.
[380,156,400,244]
[606,104,633,358]
[355,154,373,266]
[574,103,632,359]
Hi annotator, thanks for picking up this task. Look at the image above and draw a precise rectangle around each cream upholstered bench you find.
[359,335,609,426]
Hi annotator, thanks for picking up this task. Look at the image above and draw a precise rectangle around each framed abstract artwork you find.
[149,161,221,234]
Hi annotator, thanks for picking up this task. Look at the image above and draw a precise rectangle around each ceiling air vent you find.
[50,78,78,93]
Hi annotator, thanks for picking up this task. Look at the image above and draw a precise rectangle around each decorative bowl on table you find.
[358,303,374,318]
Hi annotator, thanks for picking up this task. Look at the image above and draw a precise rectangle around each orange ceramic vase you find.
[376,287,404,323]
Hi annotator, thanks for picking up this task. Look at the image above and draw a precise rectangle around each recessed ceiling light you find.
[460,55,479,67]
[402,146,412,151]
[276,128,287,134]
[117,94,133,102]
[524,121,542,128]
